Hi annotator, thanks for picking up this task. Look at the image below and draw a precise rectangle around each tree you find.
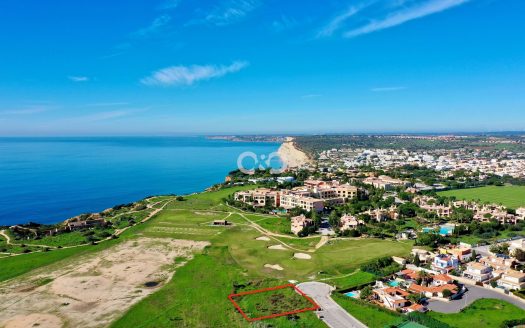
[442,289,452,298]
[413,254,421,267]
[514,249,525,261]
[398,203,420,218]
[328,211,341,230]
[360,286,372,300]
[408,293,423,304]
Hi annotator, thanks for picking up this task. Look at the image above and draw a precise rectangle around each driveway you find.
[427,284,525,313]
[296,282,366,328]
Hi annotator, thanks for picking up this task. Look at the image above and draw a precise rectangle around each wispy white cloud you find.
[371,86,407,92]
[158,0,181,10]
[317,5,366,38]
[272,15,299,32]
[344,0,470,38]
[141,61,249,87]
[204,0,261,26]
[0,106,49,115]
[133,15,171,37]
[68,76,89,82]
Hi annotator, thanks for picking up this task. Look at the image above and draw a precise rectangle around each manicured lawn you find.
[438,185,525,209]
[250,215,292,235]
[429,299,525,328]
[323,270,376,290]
[332,294,404,328]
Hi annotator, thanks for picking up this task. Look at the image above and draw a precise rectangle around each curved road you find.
[427,284,525,313]
[297,282,366,328]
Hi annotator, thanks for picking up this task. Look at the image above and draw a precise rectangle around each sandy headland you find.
[277,137,312,169]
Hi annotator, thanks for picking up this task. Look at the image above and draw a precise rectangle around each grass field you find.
[429,299,525,328]
[111,246,324,328]
[332,294,404,328]
[232,284,317,320]
[323,270,376,290]
[438,185,525,209]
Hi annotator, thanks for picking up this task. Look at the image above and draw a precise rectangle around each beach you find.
[278,137,312,169]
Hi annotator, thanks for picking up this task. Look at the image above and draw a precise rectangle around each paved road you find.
[427,284,525,313]
[297,282,367,328]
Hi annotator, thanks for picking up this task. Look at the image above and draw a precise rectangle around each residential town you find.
[317,147,525,179]
[232,171,525,319]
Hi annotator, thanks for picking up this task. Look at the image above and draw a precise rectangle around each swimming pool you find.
[344,291,358,298]
[439,225,454,235]
[389,281,400,287]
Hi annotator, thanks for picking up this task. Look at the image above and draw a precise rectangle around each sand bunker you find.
[256,236,271,241]
[268,244,287,250]
[264,264,284,271]
[0,238,208,328]
[294,253,312,260]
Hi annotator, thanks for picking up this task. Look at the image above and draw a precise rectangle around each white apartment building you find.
[498,270,525,291]
[463,262,493,282]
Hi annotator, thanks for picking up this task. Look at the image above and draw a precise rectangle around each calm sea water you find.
[0,137,281,226]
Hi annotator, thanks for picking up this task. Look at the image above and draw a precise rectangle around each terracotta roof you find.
[407,304,426,311]
[384,287,410,297]
[433,274,453,282]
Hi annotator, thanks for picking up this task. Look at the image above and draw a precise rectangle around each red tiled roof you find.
[433,273,453,282]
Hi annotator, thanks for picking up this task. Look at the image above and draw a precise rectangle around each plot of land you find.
[438,185,525,208]
[0,238,208,328]
[229,284,318,321]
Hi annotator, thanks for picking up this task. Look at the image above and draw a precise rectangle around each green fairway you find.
[438,185,525,209]
[429,299,525,328]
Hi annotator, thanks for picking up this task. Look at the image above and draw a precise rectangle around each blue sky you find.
[0,0,524,135]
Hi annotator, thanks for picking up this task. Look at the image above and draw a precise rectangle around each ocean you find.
[0,137,281,226]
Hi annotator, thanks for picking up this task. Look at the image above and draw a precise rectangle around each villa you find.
[432,254,459,273]
[372,287,410,310]
[339,214,363,231]
[291,214,314,235]
[463,262,493,282]
[497,270,525,291]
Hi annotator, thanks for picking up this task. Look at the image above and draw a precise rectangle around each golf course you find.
[438,185,525,209]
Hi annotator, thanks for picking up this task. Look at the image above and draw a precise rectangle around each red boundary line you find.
[228,284,320,322]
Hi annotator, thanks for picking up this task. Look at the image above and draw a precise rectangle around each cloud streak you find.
[1,106,49,115]
[141,61,249,87]
[205,0,261,26]
[133,15,171,37]
[68,76,89,82]
[158,0,181,10]
[344,0,470,38]
[318,5,366,37]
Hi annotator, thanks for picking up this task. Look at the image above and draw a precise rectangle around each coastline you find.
[277,137,312,169]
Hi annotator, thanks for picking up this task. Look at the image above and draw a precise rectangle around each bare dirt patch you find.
[268,244,287,250]
[0,238,208,328]
[256,236,271,241]
[264,264,284,271]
